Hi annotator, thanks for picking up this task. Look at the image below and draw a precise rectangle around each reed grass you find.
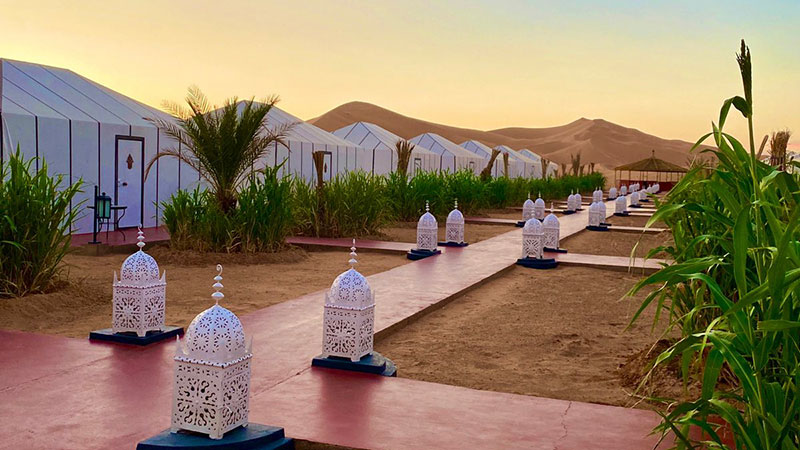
[628,40,800,449]
[0,149,81,297]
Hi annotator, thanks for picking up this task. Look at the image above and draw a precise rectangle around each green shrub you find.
[444,170,485,215]
[161,167,293,252]
[0,149,81,297]
[294,170,389,237]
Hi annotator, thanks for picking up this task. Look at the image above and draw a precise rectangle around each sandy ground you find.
[560,228,673,259]
[375,265,672,408]
[374,221,512,244]
[607,214,666,228]
[0,246,409,338]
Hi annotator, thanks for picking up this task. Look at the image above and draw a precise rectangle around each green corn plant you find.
[0,148,82,297]
[628,40,800,449]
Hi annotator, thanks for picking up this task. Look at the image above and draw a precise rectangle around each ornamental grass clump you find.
[628,40,800,449]
[0,149,81,297]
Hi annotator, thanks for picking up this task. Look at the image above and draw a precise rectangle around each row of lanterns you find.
[116,184,665,441]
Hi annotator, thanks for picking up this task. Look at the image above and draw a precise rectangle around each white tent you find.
[332,121,439,175]
[409,133,485,174]
[0,58,192,234]
[460,140,504,177]
[518,148,544,179]
[493,145,531,178]
[259,106,368,183]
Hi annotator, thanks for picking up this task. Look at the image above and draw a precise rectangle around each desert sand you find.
[375,264,676,408]
[310,101,700,175]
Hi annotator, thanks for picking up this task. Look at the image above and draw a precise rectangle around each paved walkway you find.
[0,199,671,449]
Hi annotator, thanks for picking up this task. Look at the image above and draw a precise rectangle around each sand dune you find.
[310,101,702,172]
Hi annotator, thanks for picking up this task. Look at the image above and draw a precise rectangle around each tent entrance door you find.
[115,136,145,229]
[321,151,333,182]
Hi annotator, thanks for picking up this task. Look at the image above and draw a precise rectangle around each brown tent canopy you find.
[614,150,687,190]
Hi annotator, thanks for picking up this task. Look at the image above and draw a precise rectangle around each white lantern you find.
[543,206,560,251]
[615,196,628,214]
[533,195,545,220]
[112,227,166,337]
[172,265,252,440]
[445,200,465,244]
[521,218,544,259]
[575,192,583,209]
[522,193,535,221]
[416,201,438,251]
[630,191,640,207]
[608,187,618,200]
[592,188,603,203]
[321,241,375,362]
[598,201,607,223]
[620,185,628,196]
[587,202,602,227]
[566,193,576,212]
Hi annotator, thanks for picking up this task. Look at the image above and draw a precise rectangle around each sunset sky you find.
[2,0,798,143]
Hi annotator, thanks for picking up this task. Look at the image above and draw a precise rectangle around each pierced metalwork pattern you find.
[322,306,374,361]
[533,198,545,220]
[522,199,535,220]
[171,360,251,440]
[120,251,161,284]
[327,269,374,309]
[608,187,618,199]
[543,213,560,249]
[445,222,464,243]
[522,218,544,259]
[183,304,247,366]
[588,202,602,227]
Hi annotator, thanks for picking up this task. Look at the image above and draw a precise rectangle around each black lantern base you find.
[516,257,558,269]
[614,212,630,217]
[407,248,441,260]
[601,222,613,227]
[544,247,568,253]
[630,204,643,208]
[438,241,469,247]
[89,326,184,346]
[516,220,527,227]
[136,424,293,450]
[312,351,397,377]
[562,210,576,215]
[586,225,610,232]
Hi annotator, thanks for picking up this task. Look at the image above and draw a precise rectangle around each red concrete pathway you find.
[0,198,672,449]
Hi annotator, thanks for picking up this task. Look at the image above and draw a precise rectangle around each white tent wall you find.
[493,145,530,178]
[460,140,504,177]
[519,149,544,179]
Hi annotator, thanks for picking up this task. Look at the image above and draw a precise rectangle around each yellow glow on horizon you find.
[1,1,798,144]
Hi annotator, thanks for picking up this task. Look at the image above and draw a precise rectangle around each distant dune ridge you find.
[310,101,702,175]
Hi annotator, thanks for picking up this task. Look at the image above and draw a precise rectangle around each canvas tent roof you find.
[412,133,484,159]
[615,151,687,172]
[460,140,495,158]
[518,148,542,163]
[495,144,538,165]
[267,105,363,149]
[333,121,436,156]
[1,58,175,129]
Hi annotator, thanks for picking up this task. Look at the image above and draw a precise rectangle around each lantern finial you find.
[136,225,145,250]
[454,198,458,210]
[425,200,430,213]
[349,239,358,268]
[212,264,224,305]
[527,192,531,200]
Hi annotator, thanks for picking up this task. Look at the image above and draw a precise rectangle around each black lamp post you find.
[89,186,112,244]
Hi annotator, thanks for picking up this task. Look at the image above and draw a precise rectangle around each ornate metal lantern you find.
[608,187,618,200]
[533,195,545,220]
[112,227,166,337]
[543,206,561,251]
[522,193,535,221]
[587,202,602,227]
[321,241,374,362]
[597,201,607,221]
[592,188,603,203]
[620,185,628,196]
[445,200,465,244]
[630,191,640,207]
[416,201,438,251]
[575,192,583,210]
[172,265,252,440]
[615,196,628,215]
[521,218,544,259]
[566,193,577,212]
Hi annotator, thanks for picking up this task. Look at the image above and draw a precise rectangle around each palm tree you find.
[395,139,415,178]
[146,86,291,213]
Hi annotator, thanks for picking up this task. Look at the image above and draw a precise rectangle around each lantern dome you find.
[327,266,373,310]
[120,233,160,283]
[608,187,618,199]
[446,207,464,225]
[522,197,535,209]
[523,217,543,234]
[543,212,559,228]
[418,203,437,229]
[178,266,248,367]
[534,197,545,208]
